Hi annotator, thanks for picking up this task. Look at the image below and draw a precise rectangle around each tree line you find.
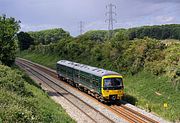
[28,28,71,45]
[17,24,180,52]
[76,24,180,43]
[127,24,180,40]
[0,14,180,67]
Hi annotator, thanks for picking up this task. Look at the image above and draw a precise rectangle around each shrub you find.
[0,65,75,123]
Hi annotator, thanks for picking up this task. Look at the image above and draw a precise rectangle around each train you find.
[56,60,124,102]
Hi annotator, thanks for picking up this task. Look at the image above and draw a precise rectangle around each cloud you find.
[155,16,175,23]
[1,0,179,36]
[20,23,60,32]
[85,21,107,31]
[138,0,180,3]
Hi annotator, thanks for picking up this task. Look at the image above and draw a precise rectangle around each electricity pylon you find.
[106,3,117,39]
[79,21,84,35]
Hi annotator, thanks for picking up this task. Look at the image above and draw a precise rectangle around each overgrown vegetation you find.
[0,65,75,123]
[17,31,34,51]
[24,37,180,87]
[28,28,71,45]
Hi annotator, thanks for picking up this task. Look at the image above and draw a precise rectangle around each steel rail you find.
[16,60,114,123]
[111,105,147,123]
[120,105,159,123]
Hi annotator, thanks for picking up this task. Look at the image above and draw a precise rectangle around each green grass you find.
[0,65,75,123]
[18,51,180,122]
[18,51,60,69]
[124,72,180,122]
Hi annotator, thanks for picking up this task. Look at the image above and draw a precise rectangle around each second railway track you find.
[16,58,160,123]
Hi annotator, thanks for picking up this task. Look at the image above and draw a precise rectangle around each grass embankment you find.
[19,51,180,122]
[125,72,180,121]
[0,65,75,123]
[18,51,59,69]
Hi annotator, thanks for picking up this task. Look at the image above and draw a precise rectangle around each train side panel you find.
[57,64,101,94]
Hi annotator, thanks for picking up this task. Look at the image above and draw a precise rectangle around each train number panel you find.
[56,60,124,102]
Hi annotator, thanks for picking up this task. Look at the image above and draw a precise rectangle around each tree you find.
[113,30,129,41]
[0,15,20,66]
[28,28,71,45]
[17,31,34,50]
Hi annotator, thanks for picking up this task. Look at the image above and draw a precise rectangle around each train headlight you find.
[111,95,116,100]
[104,96,109,99]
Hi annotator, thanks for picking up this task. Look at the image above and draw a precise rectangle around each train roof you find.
[57,60,121,77]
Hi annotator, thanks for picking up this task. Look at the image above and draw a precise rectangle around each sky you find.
[0,0,180,36]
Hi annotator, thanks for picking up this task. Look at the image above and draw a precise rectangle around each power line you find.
[106,3,117,39]
[79,21,84,35]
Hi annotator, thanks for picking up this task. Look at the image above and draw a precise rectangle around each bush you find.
[0,65,33,96]
[0,65,75,123]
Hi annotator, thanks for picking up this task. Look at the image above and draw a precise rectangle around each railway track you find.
[16,60,114,123]
[110,105,159,123]
[16,58,160,123]
[118,104,159,123]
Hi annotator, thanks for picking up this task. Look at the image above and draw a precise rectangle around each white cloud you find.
[155,16,175,23]
[1,0,179,36]
[85,21,107,31]
[20,23,60,32]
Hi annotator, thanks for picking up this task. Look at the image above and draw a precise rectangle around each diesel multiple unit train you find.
[56,60,124,102]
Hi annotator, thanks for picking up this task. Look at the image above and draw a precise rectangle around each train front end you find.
[101,75,124,101]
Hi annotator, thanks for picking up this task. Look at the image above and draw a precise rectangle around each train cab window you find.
[104,78,123,90]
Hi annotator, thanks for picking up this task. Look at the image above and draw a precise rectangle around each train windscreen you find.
[103,78,123,90]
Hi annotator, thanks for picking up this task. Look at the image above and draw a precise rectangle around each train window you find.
[81,77,85,82]
[80,75,83,80]
[86,78,90,83]
[75,72,78,78]
[92,78,95,83]
[92,78,97,87]
[62,66,66,73]
[96,80,99,87]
